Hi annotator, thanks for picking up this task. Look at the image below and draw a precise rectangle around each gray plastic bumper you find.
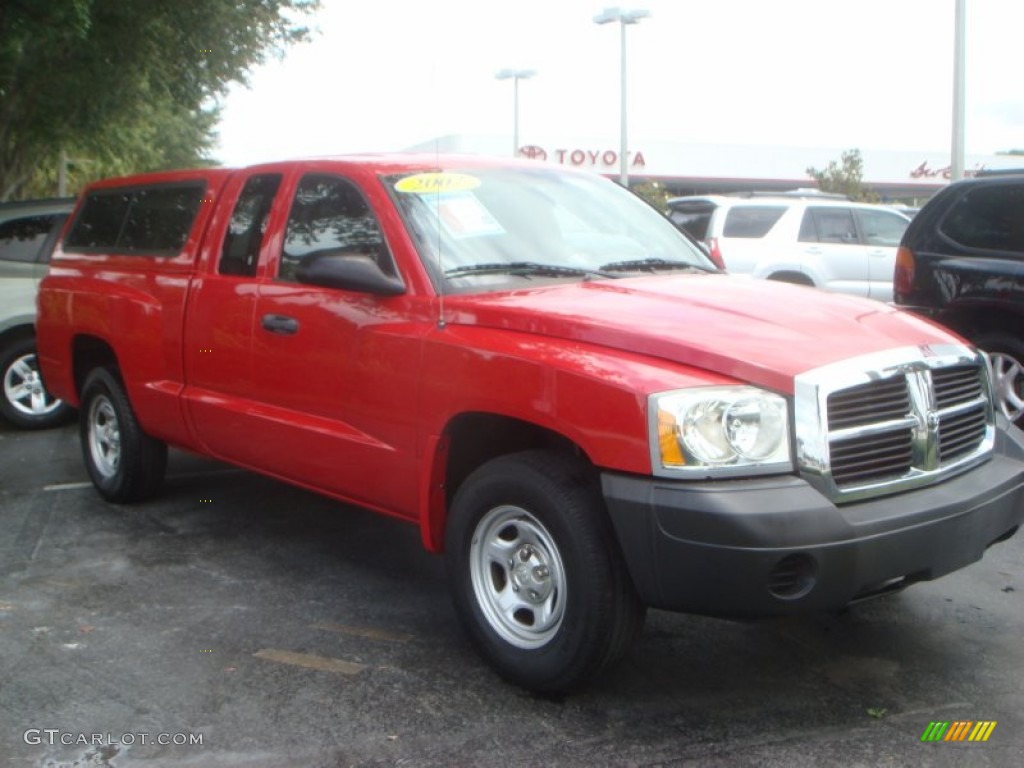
[602,422,1024,618]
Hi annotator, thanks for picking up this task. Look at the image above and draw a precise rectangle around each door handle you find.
[260,314,299,334]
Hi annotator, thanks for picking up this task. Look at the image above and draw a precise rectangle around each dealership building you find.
[407,134,1023,203]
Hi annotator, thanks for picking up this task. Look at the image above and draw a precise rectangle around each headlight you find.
[650,386,793,477]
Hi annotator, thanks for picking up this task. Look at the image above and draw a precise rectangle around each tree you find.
[0,0,318,200]
[806,148,878,202]
[630,180,670,212]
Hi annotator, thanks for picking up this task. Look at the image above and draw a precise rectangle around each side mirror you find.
[296,250,405,296]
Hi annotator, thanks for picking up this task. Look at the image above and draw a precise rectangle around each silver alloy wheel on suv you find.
[989,352,1024,424]
[3,350,63,420]
[0,336,71,429]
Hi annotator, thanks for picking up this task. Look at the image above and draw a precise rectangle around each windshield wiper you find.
[444,261,620,279]
[598,257,714,274]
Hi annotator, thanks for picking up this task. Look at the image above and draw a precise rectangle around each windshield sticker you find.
[395,172,481,195]
[435,192,505,239]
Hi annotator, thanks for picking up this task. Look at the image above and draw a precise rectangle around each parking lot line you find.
[43,467,248,492]
[42,481,94,491]
[253,648,367,675]
[311,622,413,643]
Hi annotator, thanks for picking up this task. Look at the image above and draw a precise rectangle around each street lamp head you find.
[495,68,537,81]
[593,7,650,25]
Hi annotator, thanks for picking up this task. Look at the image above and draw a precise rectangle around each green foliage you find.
[806,149,879,202]
[631,180,670,212]
[0,0,319,200]
[998,149,1024,156]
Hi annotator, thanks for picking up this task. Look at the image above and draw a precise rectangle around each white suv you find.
[0,198,74,429]
[667,192,911,301]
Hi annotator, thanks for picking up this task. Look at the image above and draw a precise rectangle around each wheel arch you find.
[419,412,594,553]
[71,334,121,400]
[0,321,35,350]
[766,270,815,287]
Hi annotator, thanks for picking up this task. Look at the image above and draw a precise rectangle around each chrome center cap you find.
[510,545,553,603]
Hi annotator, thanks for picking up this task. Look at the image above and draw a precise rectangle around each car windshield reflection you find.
[386,167,715,292]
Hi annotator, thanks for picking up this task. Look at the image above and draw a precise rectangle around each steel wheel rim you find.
[88,395,121,478]
[3,352,63,417]
[469,504,566,650]
[989,352,1024,423]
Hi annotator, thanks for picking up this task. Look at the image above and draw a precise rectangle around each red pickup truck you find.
[37,155,1024,692]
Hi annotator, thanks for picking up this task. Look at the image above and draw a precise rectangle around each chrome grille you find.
[933,365,989,462]
[829,428,913,485]
[826,376,917,486]
[934,365,984,407]
[940,407,988,461]
[827,377,910,430]
[795,345,996,503]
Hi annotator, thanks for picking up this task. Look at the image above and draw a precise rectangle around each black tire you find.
[79,367,167,503]
[0,335,73,430]
[974,331,1024,427]
[445,450,646,693]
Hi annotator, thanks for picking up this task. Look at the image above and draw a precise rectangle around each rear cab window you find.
[64,182,210,257]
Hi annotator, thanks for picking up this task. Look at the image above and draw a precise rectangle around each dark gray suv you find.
[894,171,1024,425]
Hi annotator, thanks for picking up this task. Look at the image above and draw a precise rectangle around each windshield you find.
[386,167,716,293]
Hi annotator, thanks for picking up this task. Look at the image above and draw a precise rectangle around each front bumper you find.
[602,419,1024,618]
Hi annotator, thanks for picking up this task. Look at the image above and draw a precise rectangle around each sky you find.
[214,0,1024,166]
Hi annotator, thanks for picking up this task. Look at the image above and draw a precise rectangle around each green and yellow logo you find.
[921,721,997,742]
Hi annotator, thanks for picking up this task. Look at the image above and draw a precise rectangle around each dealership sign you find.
[518,146,647,169]
[909,161,988,180]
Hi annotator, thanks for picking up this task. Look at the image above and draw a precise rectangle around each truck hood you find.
[444,274,959,394]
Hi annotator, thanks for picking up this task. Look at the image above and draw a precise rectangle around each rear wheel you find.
[975,332,1024,426]
[79,367,167,502]
[0,335,71,429]
[445,451,645,693]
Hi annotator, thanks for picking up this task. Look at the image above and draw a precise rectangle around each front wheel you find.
[975,332,1024,427]
[445,451,645,693]
[79,367,167,503]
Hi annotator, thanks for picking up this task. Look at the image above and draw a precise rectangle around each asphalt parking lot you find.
[2,419,1023,767]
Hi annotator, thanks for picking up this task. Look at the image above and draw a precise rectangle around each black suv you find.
[894,171,1024,425]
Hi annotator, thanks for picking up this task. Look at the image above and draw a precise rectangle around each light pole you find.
[495,68,536,158]
[951,0,966,181]
[594,6,649,187]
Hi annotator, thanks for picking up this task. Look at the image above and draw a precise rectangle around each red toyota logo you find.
[519,145,547,161]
